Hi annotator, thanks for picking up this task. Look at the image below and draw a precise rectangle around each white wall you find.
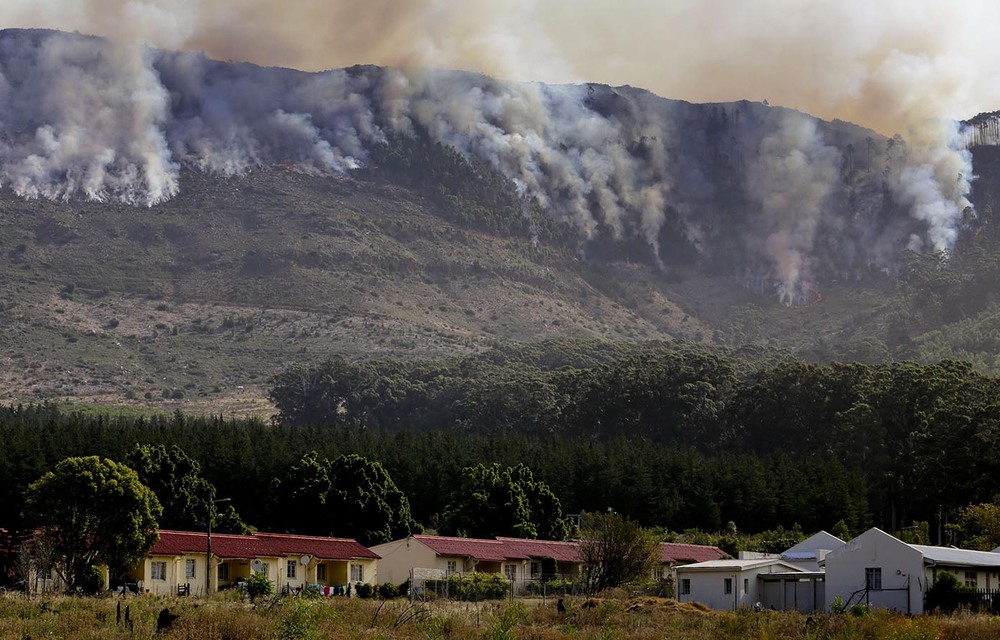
[678,569,759,610]
[823,528,924,614]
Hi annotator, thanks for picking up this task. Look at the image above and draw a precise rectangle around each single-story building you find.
[823,527,1000,614]
[371,534,583,592]
[128,530,379,597]
[373,534,730,594]
[675,558,818,611]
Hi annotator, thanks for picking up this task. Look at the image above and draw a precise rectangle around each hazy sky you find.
[5,0,1000,134]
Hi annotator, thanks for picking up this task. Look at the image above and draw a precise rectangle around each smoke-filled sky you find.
[5,0,1000,135]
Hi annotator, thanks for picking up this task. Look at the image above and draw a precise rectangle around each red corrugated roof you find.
[150,530,378,560]
[660,542,728,564]
[412,535,509,562]
[411,535,726,565]
[495,537,582,563]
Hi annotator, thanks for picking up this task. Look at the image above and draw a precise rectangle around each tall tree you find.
[327,454,417,545]
[952,503,1000,551]
[23,456,161,591]
[438,463,571,540]
[125,444,250,534]
[272,451,416,545]
[579,511,659,594]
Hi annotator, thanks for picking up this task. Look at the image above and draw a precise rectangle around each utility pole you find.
[206,494,231,596]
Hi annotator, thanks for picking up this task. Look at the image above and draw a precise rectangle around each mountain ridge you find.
[0,28,996,412]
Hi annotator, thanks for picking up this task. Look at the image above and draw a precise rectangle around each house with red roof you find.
[371,534,585,591]
[127,530,379,597]
[656,542,730,581]
[371,534,727,593]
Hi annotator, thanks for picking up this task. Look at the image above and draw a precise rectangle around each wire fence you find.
[408,568,587,602]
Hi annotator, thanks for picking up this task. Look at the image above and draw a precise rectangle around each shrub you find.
[524,578,581,596]
[423,573,509,600]
[244,572,273,600]
[925,571,984,613]
[377,582,400,599]
[77,564,105,595]
[354,582,374,598]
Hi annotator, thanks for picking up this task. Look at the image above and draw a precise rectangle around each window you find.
[317,564,327,581]
[256,562,269,575]
[724,578,733,594]
[680,578,691,595]
[744,578,749,594]
[38,567,52,581]
[653,566,665,581]
[185,559,196,579]
[151,561,167,581]
[287,560,297,579]
[530,561,540,578]
[865,568,882,590]
[351,563,364,582]
[446,560,457,575]
[965,571,978,588]
[504,564,517,581]
[217,563,229,581]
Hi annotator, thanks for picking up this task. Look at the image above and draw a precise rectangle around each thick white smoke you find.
[0,0,995,302]
[0,32,178,205]
[745,114,841,305]
[892,120,973,253]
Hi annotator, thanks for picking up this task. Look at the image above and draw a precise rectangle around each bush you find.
[524,578,581,596]
[77,564,105,595]
[243,572,273,600]
[354,582,374,598]
[925,571,986,613]
[377,582,405,599]
[423,573,509,601]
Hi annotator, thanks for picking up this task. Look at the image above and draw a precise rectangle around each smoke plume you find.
[746,115,841,305]
[0,0,997,301]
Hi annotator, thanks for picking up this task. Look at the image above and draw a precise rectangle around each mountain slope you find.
[0,29,997,412]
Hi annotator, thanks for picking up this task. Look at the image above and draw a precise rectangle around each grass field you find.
[3,592,999,640]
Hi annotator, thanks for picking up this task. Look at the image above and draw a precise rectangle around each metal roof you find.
[783,531,846,556]
[150,530,379,560]
[675,558,806,573]
[411,535,726,565]
[495,537,582,563]
[660,542,729,564]
[910,544,1000,568]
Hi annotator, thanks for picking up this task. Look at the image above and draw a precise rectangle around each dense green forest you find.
[3,340,997,547]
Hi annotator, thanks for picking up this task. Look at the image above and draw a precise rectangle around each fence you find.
[927,588,1000,614]
[409,568,586,602]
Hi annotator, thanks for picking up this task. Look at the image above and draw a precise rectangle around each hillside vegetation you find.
[0,30,1000,411]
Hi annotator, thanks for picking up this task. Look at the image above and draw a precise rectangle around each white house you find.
[823,527,1000,614]
[675,558,814,611]
[781,531,846,570]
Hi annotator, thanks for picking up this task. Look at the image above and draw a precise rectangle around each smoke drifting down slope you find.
[0,30,980,304]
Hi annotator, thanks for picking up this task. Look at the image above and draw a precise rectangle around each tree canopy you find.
[125,444,250,534]
[439,463,571,540]
[272,451,416,545]
[23,456,161,590]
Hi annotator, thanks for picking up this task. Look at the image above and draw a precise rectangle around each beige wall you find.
[926,567,1000,590]
[370,538,438,585]
[132,551,379,596]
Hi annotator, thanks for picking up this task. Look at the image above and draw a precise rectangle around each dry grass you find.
[2,592,992,640]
